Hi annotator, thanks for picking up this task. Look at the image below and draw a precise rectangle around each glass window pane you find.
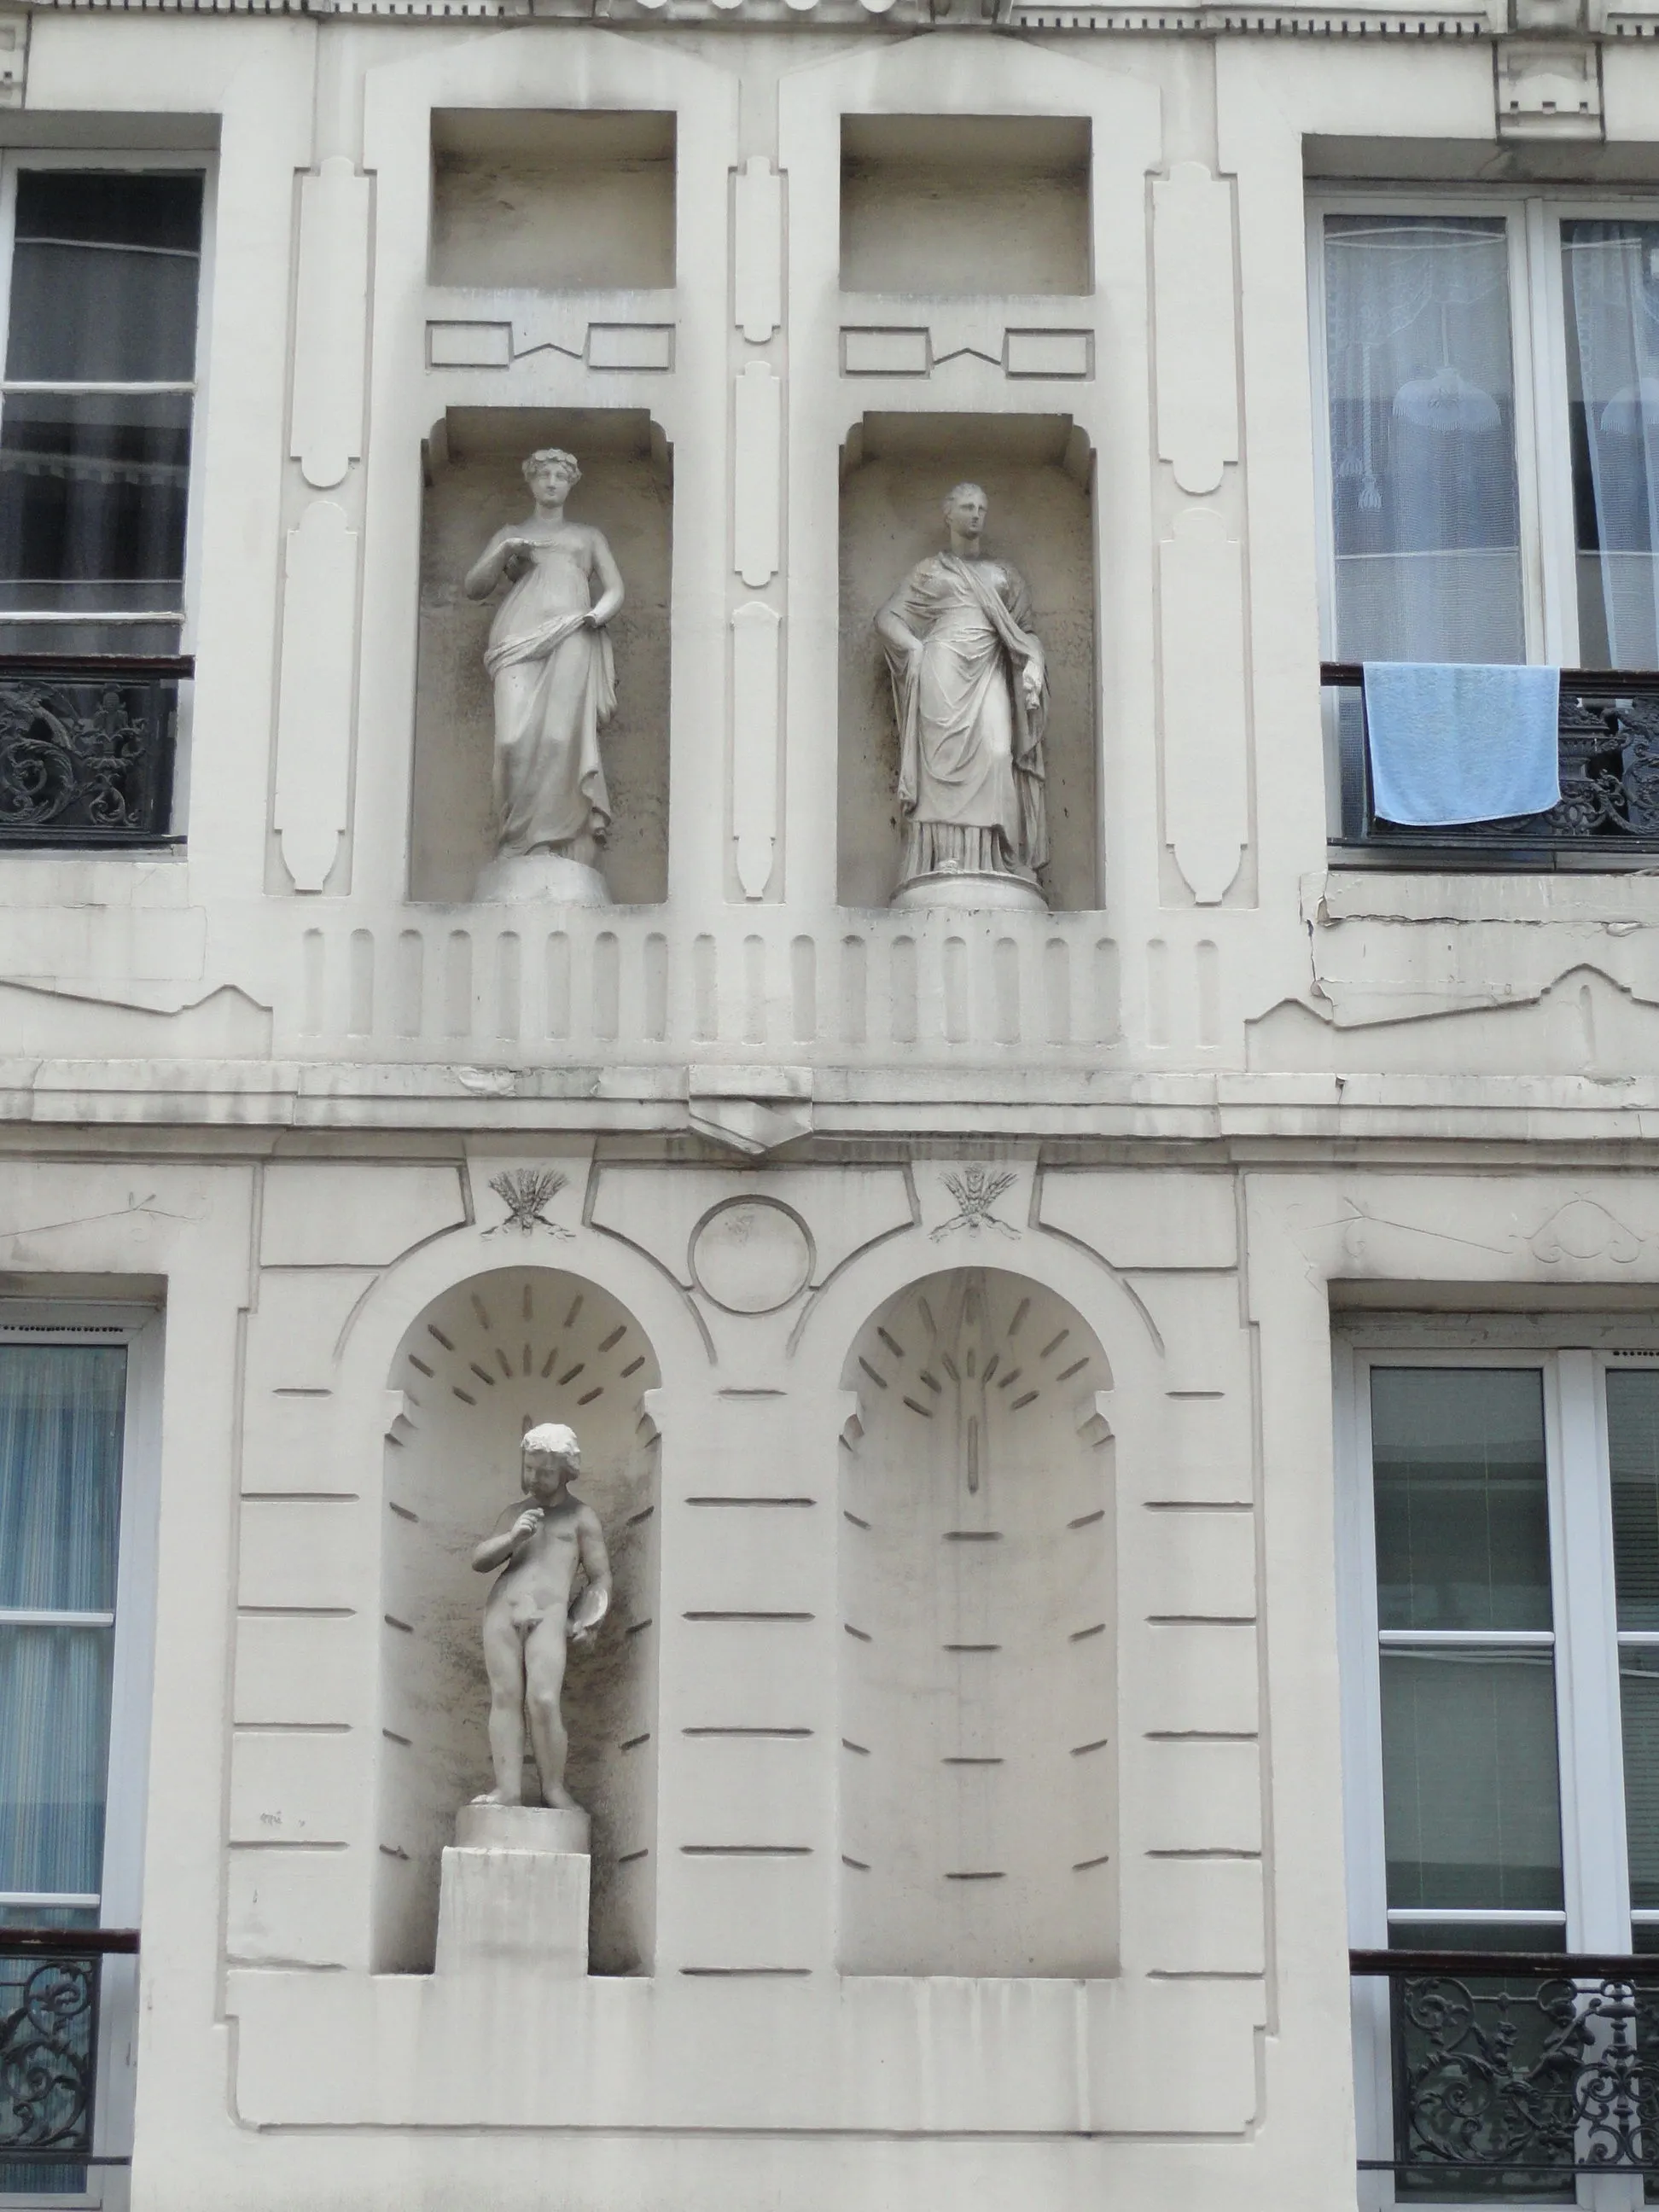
[1372,1368,1551,1632]
[1620,1647,1659,1909]
[0,1345,125,1611]
[1609,1368,1659,1628]
[1324,214,1524,663]
[1561,220,1659,672]
[1381,1646,1564,1911]
[0,390,191,606]
[0,1624,114,1897]
[5,172,202,385]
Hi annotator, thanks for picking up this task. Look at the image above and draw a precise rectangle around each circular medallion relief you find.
[690,1198,815,1315]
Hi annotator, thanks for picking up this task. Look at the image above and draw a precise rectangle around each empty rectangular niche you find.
[430,111,676,292]
[840,115,1091,297]
[838,412,1098,910]
[410,407,671,905]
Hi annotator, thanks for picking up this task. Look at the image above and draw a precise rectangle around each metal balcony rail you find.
[1352,1946,1659,2181]
[0,654,189,847]
[0,1927,138,2171]
[1322,663,1659,856]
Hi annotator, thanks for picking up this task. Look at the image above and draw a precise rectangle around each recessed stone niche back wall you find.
[373,1265,661,1976]
[840,115,1091,296]
[839,1266,1116,1976]
[430,110,676,291]
[411,407,672,904]
[839,413,1098,910]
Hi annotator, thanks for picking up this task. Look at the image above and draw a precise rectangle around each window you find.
[1313,196,1659,673]
[0,163,207,656]
[1338,1328,1659,2202]
[0,1312,160,2204]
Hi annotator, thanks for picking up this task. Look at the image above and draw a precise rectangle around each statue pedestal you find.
[473,852,612,907]
[434,1803,591,1978]
[891,870,1047,914]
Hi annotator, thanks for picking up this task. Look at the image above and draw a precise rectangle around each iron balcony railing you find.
[0,654,189,847]
[1323,663,1659,858]
[0,1926,138,2174]
[1353,1947,1659,2185]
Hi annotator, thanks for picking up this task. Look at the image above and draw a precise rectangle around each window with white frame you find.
[0,161,207,657]
[0,1311,160,2204]
[1311,197,1659,672]
[1337,1326,1659,2201]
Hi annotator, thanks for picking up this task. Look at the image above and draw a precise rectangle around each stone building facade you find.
[2,0,1658,2205]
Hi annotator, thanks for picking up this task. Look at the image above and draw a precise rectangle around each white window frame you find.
[1335,1319,1659,2212]
[1307,187,1659,678]
[0,1303,163,2212]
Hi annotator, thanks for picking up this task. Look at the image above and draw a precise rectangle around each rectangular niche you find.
[410,407,672,905]
[840,115,1091,297]
[838,411,1098,911]
[430,111,676,292]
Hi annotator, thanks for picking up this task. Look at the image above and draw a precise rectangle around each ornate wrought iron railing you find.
[1323,663,1659,857]
[1353,1947,1659,2184]
[0,654,189,847]
[0,1927,137,2173]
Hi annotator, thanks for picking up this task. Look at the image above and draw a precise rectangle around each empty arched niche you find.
[373,1265,661,1975]
[838,1266,1115,1976]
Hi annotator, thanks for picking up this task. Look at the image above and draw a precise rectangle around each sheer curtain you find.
[1324,215,1525,664]
[0,1347,125,1913]
[1563,220,1659,671]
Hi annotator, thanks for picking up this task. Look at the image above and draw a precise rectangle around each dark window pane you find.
[0,1346,125,1611]
[1610,1370,1659,1630]
[6,172,202,383]
[1372,1369,1551,1632]
[0,391,190,601]
[1381,1646,1563,1912]
[1621,1646,1659,1907]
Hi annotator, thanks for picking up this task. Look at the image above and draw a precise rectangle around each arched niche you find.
[838,1264,1115,1976]
[373,1264,661,1975]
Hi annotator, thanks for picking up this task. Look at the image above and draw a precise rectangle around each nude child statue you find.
[470,1422,612,1811]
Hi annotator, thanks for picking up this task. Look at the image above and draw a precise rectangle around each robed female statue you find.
[876,482,1050,908]
[464,447,624,905]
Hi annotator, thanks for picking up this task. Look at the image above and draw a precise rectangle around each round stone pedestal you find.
[473,852,611,907]
[455,1801,591,1854]
[890,870,1047,914]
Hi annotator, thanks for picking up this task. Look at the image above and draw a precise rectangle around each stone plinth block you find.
[434,1804,591,1977]
[890,870,1046,914]
[472,853,611,907]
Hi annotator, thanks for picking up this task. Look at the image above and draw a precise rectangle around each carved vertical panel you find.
[1158,509,1248,905]
[734,362,781,587]
[289,157,371,492]
[734,155,782,343]
[1152,162,1238,498]
[274,500,358,893]
[731,600,782,899]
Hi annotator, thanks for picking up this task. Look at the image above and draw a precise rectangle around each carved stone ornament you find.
[486,1167,574,1239]
[463,448,625,908]
[876,482,1050,912]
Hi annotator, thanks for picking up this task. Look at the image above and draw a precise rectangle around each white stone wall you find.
[3,3,1659,2206]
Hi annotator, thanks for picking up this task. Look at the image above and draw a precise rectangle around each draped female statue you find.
[464,447,625,905]
[876,483,1050,911]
